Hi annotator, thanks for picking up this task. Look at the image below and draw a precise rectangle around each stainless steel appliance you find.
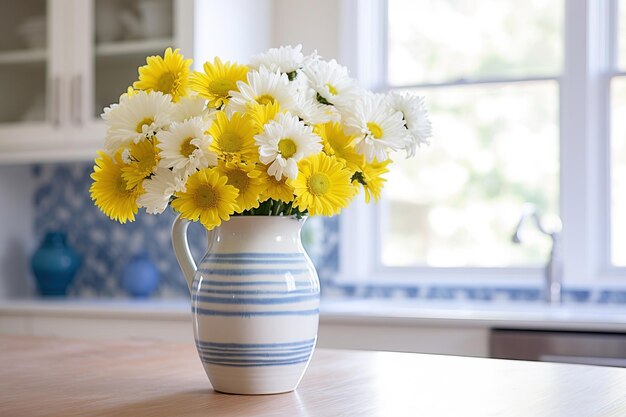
[490,329,626,367]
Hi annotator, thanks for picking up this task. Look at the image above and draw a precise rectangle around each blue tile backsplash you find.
[32,162,339,298]
[30,162,626,305]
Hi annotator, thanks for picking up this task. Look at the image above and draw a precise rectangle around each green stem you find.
[257,200,269,216]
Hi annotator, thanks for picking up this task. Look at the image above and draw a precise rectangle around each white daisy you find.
[254,112,323,180]
[345,93,408,163]
[291,86,340,125]
[387,92,433,157]
[121,148,132,164]
[157,117,217,177]
[227,67,296,114]
[302,59,361,110]
[101,90,175,154]
[172,93,209,122]
[249,44,304,79]
[302,50,321,68]
[138,167,186,215]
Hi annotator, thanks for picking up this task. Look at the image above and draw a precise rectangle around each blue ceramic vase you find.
[121,252,160,298]
[31,232,81,296]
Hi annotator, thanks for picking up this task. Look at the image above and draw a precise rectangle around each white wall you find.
[271,0,341,60]
[193,0,273,66]
[193,0,343,66]
[0,166,35,298]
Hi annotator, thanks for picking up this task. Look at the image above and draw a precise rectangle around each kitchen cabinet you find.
[5,299,626,360]
[0,0,193,164]
[0,300,490,356]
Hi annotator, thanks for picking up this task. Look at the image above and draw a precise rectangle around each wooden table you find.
[1,335,625,416]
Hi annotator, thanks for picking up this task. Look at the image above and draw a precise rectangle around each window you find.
[340,0,622,282]
[383,0,561,268]
[611,0,626,266]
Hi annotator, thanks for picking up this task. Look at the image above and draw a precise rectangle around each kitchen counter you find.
[2,299,626,358]
[2,298,626,331]
[1,335,625,416]
[323,298,626,331]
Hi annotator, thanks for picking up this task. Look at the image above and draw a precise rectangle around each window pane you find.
[387,0,563,86]
[381,82,559,267]
[611,77,626,265]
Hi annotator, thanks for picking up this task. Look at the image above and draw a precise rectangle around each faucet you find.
[511,204,563,304]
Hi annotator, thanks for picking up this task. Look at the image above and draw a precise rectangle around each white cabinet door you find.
[69,0,195,160]
[0,0,70,163]
[0,0,195,164]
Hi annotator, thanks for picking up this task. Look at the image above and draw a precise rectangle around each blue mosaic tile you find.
[597,290,626,304]
[563,289,591,303]
[329,283,626,305]
[403,287,419,298]
[28,161,626,306]
[31,162,340,298]
[465,287,493,301]
[426,286,456,300]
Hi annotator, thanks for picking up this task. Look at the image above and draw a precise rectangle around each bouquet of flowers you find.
[90,46,431,230]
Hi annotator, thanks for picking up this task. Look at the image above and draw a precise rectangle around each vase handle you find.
[171,214,197,293]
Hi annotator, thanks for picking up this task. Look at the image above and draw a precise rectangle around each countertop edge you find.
[2,299,626,332]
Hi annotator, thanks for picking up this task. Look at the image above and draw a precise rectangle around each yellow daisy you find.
[258,168,294,203]
[216,161,265,211]
[289,153,356,216]
[314,122,364,171]
[189,57,249,109]
[122,86,139,100]
[133,48,192,102]
[207,111,258,163]
[90,151,144,224]
[121,138,161,190]
[246,100,282,134]
[171,168,238,230]
[353,159,390,203]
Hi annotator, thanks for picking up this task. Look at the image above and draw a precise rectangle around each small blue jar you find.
[31,232,81,296]
[121,252,160,298]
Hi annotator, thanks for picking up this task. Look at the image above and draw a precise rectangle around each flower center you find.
[136,117,154,133]
[116,174,133,193]
[226,169,250,192]
[308,173,330,196]
[277,138,297,158]
[194,184,218,208]
[157,72,177,94]
[269,175,284,186]
[325,83,338,95]
[367,121,383,139]
[334,146,349,162]
[179,137,197,158]
[209,79,235,97]
[137,152,157,172]
[256,94,276,106]
[220,131,243,153]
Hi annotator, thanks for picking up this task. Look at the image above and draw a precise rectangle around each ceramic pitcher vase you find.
[171,214,320,395]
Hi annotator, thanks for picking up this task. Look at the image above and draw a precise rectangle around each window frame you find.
[337,0,625,285]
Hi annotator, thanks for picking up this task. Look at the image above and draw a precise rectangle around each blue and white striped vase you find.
[172,214,320,395]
